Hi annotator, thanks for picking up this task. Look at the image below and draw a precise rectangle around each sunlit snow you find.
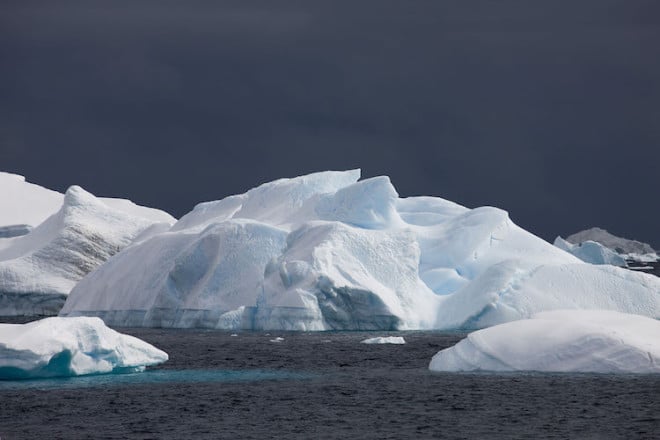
[58,170,660,330]
[0,317,168,380]
[429,310,660,373]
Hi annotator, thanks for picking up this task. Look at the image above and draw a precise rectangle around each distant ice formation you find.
[60,170,660,330]
[562,227,658,261]
[0,317,168,379]
[553,236,628,267]
[0,179,176,315]
[429,310,660,373]
[361,336,406,345]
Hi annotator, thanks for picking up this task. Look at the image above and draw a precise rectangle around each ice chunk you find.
[0,317,167,379]
[361,336,406,344]
[429,310,660,373]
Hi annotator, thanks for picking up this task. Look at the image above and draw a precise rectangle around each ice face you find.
[0,185,175,315]
[429,310,660,373]
[0,317,167,379]
[59,170,660,330]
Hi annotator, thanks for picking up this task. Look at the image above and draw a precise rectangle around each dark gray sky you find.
[2,0,659,247]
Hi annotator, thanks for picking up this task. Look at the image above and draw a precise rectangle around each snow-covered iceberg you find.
[554,236,628,267]
[565,227,656,255]
[429,310,660,373]
[0,185,175,316]
[0,317,168,379]
[60,170,660,330]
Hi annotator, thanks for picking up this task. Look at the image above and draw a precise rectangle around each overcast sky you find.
[1,0,659,247]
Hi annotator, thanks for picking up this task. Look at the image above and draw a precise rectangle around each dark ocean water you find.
[1,328,659,439]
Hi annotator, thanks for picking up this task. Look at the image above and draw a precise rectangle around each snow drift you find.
[429,310,660,373]
[0,184,175,315]
[60,169,660,330]
[0,317,167,379]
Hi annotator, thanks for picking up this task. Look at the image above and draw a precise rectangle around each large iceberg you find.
[0,317,167,379]
[429,310,660,373]
[0,185,175,315]
[60,170,660,330]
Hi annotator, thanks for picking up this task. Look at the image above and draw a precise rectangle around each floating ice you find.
[565,227,656,256]
[429,310,660,373]
[59,170,660,330]
[554,236,628,267]
[361,336,406,345]
[0,317,168,379]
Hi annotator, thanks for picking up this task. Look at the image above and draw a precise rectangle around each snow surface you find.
[0,171,175,228]
[0,317,167,379]
[0,172,63,228]
[60,170,660,330]
[429,310,660,373]
[361,336,406,345]
[0,185,174,315]
[554,236,628,267]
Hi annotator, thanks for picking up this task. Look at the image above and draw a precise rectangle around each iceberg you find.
[563,227,658,261]
[0,185,175,316]
[0,171,175,228]
[554,236,628,267]
[0,317,167,379]
[429,310,660,373]
[60,170,660,330]
[361,336,406,345]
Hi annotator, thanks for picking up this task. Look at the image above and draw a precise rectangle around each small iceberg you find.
[0,317,168,380]
[429,310,660,373]
[361,336,406,345]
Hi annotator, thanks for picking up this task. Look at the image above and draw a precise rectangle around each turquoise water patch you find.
[0,368,314,390]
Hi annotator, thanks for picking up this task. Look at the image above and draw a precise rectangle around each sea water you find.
[1,329,658,439]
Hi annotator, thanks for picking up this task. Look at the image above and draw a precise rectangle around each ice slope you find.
[0,171,175,228]
[429,310,660,373]
[0,172,63,228]
[61,170,660,330]
[0,317,167,379]
[0,186,171,315]
[554,236,628,266]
